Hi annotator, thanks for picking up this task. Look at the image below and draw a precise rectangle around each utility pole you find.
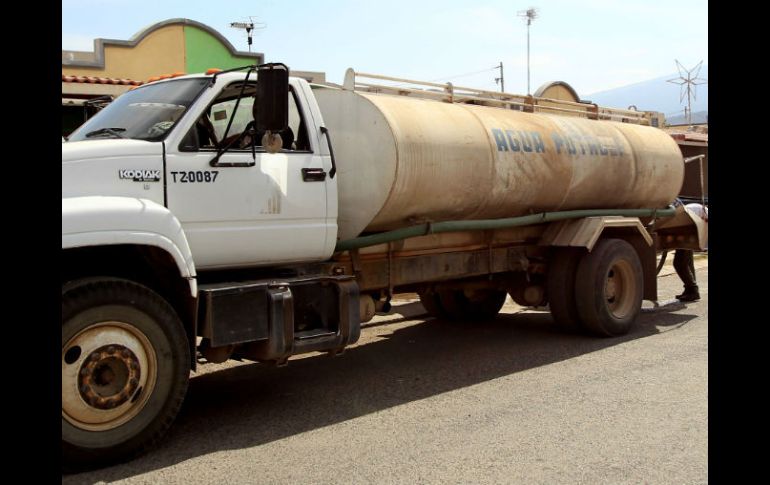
[518,7,539,95]
[495,62,505,92]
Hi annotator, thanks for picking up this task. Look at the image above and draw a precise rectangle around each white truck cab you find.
[62,65,359,471]
[63,68,338,272]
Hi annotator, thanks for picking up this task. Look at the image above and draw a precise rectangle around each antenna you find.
[667,60,707,126]
[517,7,539,95]
[230,17,265,52]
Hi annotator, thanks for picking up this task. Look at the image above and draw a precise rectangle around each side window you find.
[210,98,254,141]
[183,82,311,152]
[194,95,255,151]
[182,82,256,151]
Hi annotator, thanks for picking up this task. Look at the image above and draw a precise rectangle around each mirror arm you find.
[209,67,257,167]
[217,67,255,149]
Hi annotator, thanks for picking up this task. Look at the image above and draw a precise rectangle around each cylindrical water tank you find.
[312,88,684,240]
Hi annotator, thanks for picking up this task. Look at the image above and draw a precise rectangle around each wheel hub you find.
[605,261,634,318]
[78,345,141,410]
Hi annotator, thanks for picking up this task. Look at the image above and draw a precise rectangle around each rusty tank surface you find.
[313,72,684,240]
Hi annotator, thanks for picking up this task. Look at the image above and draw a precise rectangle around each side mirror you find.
[255,63,289,153]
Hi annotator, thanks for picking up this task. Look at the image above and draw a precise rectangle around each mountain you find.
[665,110,708,126]
[585,65,708,119]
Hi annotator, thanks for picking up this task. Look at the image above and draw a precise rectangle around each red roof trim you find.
[61,74,143,86]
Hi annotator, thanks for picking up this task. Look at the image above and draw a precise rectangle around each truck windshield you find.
[68,78,210,142]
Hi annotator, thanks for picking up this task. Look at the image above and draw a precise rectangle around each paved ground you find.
[64,258,707,485]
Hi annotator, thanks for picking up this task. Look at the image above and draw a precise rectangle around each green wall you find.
[184,25,257,73]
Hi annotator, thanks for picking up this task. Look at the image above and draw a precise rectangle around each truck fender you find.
[539,216,652,250]
[62,196,197,296]
[539,216,657,301]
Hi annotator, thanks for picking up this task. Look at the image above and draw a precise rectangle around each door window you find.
[181,83,311,152]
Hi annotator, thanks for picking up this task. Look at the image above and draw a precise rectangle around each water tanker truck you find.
[61,63,700,469]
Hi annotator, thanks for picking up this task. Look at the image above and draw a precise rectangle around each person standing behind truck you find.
[674,202,708,301]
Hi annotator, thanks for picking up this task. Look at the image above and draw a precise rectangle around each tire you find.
[418,291,448,319]
[547,247,584,332]
[62,278,190,471]
[575,239,644,337]
[437,288,507,321]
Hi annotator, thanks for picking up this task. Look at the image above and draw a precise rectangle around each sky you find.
[62,0,708,96]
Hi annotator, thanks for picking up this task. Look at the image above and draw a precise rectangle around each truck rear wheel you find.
[575,239,643,337]
[418,291,448,319]
[62,278,190,471]
[437,289,507,321]
[547,247,584,332]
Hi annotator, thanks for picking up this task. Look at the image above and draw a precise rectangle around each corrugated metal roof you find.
[62,75,143,86]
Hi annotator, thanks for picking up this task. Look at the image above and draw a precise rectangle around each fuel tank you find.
[313,88,683,240]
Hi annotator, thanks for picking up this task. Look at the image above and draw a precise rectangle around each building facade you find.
[62,18,324,136]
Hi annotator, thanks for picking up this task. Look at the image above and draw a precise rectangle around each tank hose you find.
[335,207,676,252]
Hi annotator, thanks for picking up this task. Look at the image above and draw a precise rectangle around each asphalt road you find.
[64,259,708,485]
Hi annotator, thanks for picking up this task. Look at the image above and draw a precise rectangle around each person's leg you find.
[688,250,696,279]
[673,249,700,301]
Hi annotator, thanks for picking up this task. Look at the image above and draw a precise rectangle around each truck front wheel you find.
[574,239,643,337]
[61,278,190,471]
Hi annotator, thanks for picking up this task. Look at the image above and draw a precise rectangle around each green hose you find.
[334,207,675,252]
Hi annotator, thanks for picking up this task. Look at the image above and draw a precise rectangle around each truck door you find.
[165,80,329,269]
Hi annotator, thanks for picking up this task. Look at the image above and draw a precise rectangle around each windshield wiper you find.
[85,127,126,138]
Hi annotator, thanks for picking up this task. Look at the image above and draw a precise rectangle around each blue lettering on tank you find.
[519,131,533,152]
[531,132,545,153]
[551,132,565,154]
[504,130,521,151]
[577,135,586,155]
[492,128,508,151]
[565,136,577,155]
[611,135,625,156]
[587,135,599,155]
[492,128,622,157]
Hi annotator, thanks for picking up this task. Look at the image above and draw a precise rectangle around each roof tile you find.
[61,74,143,86]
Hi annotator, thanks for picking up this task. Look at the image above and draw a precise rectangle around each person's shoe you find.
[676,286,700,302]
